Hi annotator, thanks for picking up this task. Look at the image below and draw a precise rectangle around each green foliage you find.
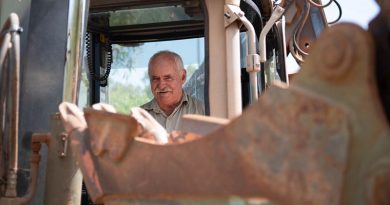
[108,43,152,113]
[109,7,189,26]
[112,44,141,69]
[109,82,152,114]
[185,64,197,79]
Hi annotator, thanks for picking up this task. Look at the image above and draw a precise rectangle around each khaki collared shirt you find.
[141,93,205,132]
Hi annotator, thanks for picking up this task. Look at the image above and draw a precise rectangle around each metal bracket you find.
[224,4,244,28]
[59,132,68,157]
[260,5,286,62]
[246,54,261,72]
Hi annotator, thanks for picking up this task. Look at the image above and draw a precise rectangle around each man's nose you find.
[157,80,167,88]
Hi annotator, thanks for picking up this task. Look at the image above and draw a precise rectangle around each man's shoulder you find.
[140,99,155,110]
[187,94,202,104]
[183,93,198,103]
[184,93,205,114]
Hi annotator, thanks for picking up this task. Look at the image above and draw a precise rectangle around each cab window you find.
[106,38,205,113]
[80,0,207,114]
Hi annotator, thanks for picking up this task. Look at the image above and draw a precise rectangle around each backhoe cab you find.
[0,0,389,205]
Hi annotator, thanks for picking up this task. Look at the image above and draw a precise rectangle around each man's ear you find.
[181,69,187,83]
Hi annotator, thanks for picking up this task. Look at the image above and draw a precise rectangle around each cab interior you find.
[82,0,284,116]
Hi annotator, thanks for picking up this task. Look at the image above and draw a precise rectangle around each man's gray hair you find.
[148,50,185,75]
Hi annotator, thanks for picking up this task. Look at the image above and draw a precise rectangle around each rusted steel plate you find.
[71,84,350,205]
[293,23,390,205]
[64,23,390,205]
[84,109,141,161]
[179,114,229,136]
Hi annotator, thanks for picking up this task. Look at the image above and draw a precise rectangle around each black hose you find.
[242,0,264,29]
[327,0,342,24]
[273,24,287,82]
[307,0,333,8]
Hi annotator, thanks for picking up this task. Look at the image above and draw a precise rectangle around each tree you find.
[109,82,151,113]
[111,44,142,69]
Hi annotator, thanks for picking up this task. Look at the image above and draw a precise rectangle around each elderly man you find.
[141,50,204,132]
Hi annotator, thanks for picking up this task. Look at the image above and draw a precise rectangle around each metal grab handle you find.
[224,3,261,104]
[0,12,22,198]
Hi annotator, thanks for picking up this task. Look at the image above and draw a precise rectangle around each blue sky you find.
[129,38,205,69]
[326,0,379,29]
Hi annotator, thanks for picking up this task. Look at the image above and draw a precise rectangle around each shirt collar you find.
[143,91,188,114]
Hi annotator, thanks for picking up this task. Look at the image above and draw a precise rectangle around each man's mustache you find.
[156,88,173,93]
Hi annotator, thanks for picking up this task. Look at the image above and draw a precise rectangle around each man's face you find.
[149,55,186,112]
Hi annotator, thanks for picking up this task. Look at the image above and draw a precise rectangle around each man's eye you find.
[165,77,173,81]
